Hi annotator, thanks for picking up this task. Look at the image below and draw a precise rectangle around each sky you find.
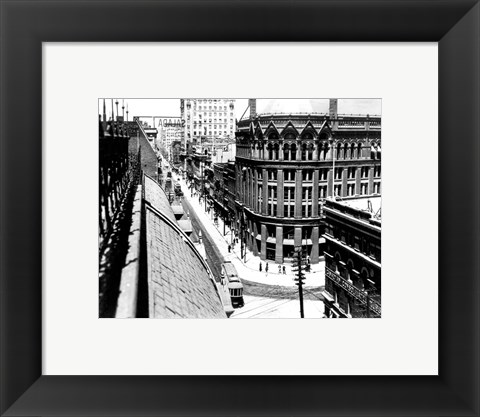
[99,98,381,122]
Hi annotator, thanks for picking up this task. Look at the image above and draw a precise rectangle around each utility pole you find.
[292,246,306,318]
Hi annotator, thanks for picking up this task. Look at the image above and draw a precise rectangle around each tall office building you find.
[180,98,236,147]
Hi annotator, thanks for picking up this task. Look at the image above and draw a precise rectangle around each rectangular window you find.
[284,169,295,182]
[302,170,313,181]
[302,186,312,200]
[319,185,327,198]
[335,168,343,180]
[257,186,263,211]
[354,236,361,251]
[284,186,294,201]
[268,185,277,199]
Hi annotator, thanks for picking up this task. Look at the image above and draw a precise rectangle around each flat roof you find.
[339,196,381,213]
[325,196,382,223]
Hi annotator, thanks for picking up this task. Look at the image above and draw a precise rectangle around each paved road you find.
[242,279,324,301]
[181,197,324,301]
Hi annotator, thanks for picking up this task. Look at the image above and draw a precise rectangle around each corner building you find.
[234,100,381,264]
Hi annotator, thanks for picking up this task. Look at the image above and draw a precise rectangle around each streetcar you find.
[220,261,244,308]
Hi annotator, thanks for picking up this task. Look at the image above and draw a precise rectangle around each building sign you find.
[157,118,185,128]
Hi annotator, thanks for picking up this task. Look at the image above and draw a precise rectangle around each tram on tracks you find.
[220,261,244,308]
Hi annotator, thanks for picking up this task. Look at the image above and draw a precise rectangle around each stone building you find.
[321,197,381,318]
[157,117,182,160]
[180,98,236,147]
[234,99,381,264]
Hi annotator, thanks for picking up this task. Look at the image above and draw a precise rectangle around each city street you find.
[176,176,325,318]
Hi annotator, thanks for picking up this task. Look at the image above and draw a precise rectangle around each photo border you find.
[1,0,478,415]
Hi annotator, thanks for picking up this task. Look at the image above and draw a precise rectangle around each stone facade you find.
[322,197,381,318]
[234,110,381,264]
[180,98,236,146]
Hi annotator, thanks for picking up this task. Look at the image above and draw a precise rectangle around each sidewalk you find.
[179,178,325,288]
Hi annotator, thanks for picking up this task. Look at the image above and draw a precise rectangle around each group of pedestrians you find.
[259,262,286,275]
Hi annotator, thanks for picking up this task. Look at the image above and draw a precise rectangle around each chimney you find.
[329,98,338,130]
[329,98,338,118]
[249,99,257,118]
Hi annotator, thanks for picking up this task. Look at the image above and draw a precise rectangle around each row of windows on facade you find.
[188,131,233,137]
[241,166,381,182]
[243,223,317,241]
[325,227,381,264]
[188,124,235,131]
[186,113,235,119]
[186,101,234,111]
[237,142,381,161]
[241,181,381,218]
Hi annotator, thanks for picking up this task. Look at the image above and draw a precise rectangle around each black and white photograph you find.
[99,98,382,319]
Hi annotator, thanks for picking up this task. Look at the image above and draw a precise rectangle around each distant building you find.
[180,98,236,148]
[234,99,381,264]
[171,140,184,167]
[157,117,183,159]
[322,196,381,318]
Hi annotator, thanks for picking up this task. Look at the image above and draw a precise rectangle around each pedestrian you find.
[236,238,239,244]
[278,265,281,274]
[282,265,286,274]
[228,244,231,253]
[259,262,262,272]
[265,263,269,274]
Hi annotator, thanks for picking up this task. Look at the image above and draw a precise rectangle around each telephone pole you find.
[292,246,306,318]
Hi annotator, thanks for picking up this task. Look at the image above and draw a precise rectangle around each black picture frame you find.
[1,0,479,416]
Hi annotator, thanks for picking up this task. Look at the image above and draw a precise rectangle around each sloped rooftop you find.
[143,176,226,319]
[144,175,176,223]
